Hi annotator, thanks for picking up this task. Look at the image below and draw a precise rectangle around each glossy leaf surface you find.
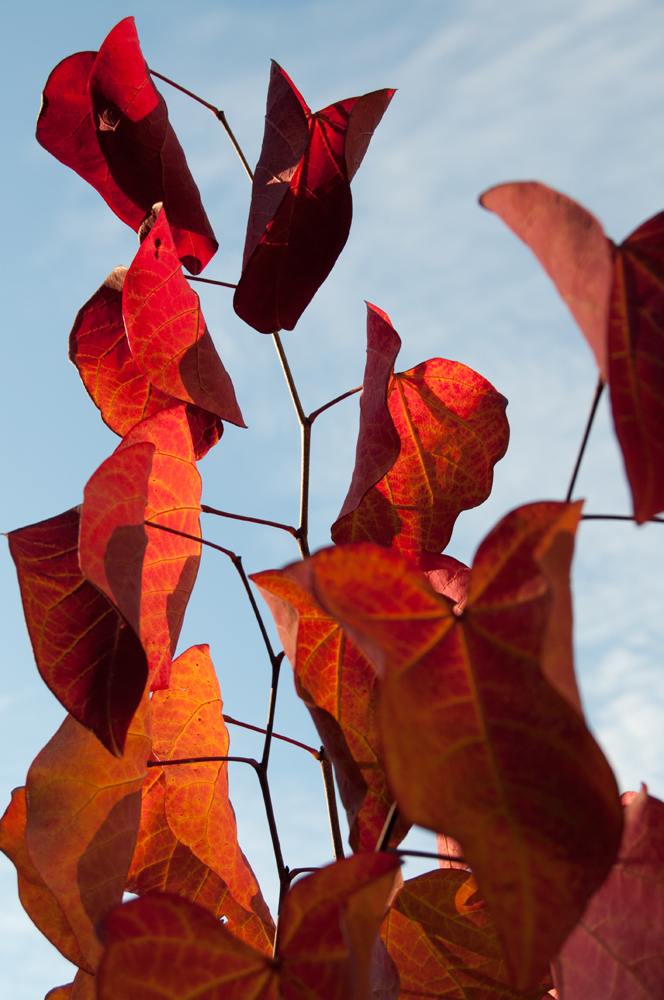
[383,869,548,999]
[79,404,202,690]
[69,266,223,459]
[123,209,245,427]
[0,787,86,968]
[332,329,510,561]
[25,700,151,971]
[553,787,664,999]
[36,17,217,273]
[308,506,623,989]
[150,644,273,930]
[480,182,613,379]
[253,566,409,852]
[7,507,147,756]
[235,62,394,332]
[98,853,400,999]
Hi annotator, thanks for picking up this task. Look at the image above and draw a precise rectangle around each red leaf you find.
[609,213,664,523]
[332,315,509,560]
[435,833,467,870]
[307,506,623,989]
[552,786,664,999]
[234,63,394,332]
[7,507,147,756]
[69,265,224,459]
[383,870,550,999]
[79,404,202,690]
[45,971,95,1000]
[252,566,410,852]
[36,17,217,273]
[480,182,613,380]
[97,854,400,1000]
[123,208,246,427]
[149,644,274,933]
[25,698,151,972]
[0,787,86,968]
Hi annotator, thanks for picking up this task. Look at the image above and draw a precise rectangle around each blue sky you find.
[2,1,664,995]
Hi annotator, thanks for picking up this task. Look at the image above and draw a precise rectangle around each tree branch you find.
[318,747,345,861]
[201,504,298,538]
[272,332,311,557]
[223,715,320,758]
[565,376,604,503]
[308,385,362,424]
[375,802,399,852]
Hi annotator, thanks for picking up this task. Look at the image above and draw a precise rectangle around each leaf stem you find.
[376,803,399,852]
[565,376,604,503]
[223,715,320,758]
[201,504,298,538]
[581,514,664,523]
[272,332,311,557]
[308,386,362,424]
[148,68,254,181]
[387,849,467,864]
[318,747,345,860]
[261,653,284,771]
[148,755,256,767]
[186,276,237,289]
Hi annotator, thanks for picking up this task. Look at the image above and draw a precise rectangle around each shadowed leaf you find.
[25,699,151,972]
[79,404,202,690]
[69,266,223,459]
[553,787,664,999]
[97,853,400,999]
[234,62,394,332]
[307,505,623,989]
[7,507,147,756]
[149,644,274,933]
[36,17,216,273]
[123,209,245,427]
[383,870,550,999]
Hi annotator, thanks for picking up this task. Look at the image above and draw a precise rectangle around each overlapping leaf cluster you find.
[3,15,664,1000]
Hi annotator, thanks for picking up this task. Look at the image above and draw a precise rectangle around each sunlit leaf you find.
[7,507,147,756]
[234,62,394,332]
[45,971,96,1000]
[79,404,202,690]
[36,17,217,273]
[25,698,151,971]
[307,505,623,989]
[69,266,223,459]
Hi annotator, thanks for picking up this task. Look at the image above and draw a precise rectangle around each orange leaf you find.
[123,209,246,428]
[383,870,549,999]
[150,644,273,931]
[0,787,86,968]
[45,971,96,1000]
[7,507,147,756]
[68,266,223,459]
[25,697,152,971]
[79,404,202,690]
[97,854,400,1000]
[332,312,509,561]
[480,181,613,380]
[253,566,410,852]
[307,504,623,989]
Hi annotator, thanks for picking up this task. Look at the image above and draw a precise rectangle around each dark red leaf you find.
[36,17,217,273]
[69,266,223,460]
[234,63,394,332]
[123,209,245,427]
[7,507,147,756]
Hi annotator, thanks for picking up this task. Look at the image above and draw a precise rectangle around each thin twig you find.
[148,755,256,767]
[261,653,284,771]
[223,715,320,758]
[318,748,345,861]
[565,376,604,503]
[202,504,298,538]
[148,68,254,181]
[582,514,664,523]
[376,802,399,852]
[186,276,237,289]
[387,849,467,864]
[288,868,320,879]
[272,332,311,557]
[308,386,362,424]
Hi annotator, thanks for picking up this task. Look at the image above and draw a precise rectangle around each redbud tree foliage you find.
[2,15,663,1000]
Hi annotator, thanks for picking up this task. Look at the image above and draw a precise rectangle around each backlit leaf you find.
[383,870,549,999]
[0,787,86,968]
[552,787,664,999]
[332,317,510,560]
[252,566,410,852]
[7,507,147,756]
[123,208,245,427]
[79,404,202,690]
[97,853,400,1000]
[150,644,274,932]
[45,971,95,1000]
[234,62,394,332]
[69,266,223,459]
[36,17,217,273]
[307,505,623,989]
[25,698,151,972]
